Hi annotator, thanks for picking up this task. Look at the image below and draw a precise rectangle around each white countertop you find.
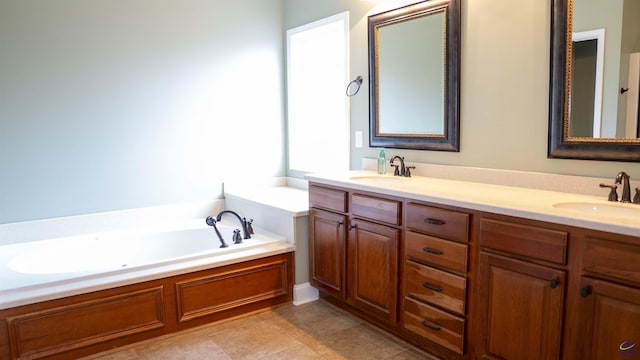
[224,186,309,217]
[306,171,640,238]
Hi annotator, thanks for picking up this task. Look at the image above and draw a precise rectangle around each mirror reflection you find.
[377,12,445,135]
[569,0,640,139]
[369,0,460,151]
[548,0,640,161]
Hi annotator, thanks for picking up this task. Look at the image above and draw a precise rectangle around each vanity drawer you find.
[309,185,347,213]
[406,203,469,243]
[403,297,464,354]
[351,194,401,226]
[480,218,568,265]
[404,260,466,315]
[583,237,640,285]
[405,231,468,274]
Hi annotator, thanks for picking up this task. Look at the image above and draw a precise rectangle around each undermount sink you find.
[349,174,408,182]
[553,201,640,220]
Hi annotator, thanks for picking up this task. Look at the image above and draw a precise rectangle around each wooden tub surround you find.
[307,172,640,360]
[0,253,294,360]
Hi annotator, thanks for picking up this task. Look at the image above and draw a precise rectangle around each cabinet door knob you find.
[336,221,343,227]
[580,287,590,298]
[550,279,559,289]
[348,224,356,230]
[422,283,443,292]
[422,247,443,255]
[421,320,441,331]
[425,218,446,226]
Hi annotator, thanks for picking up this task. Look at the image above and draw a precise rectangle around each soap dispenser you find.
[377,148,386,174]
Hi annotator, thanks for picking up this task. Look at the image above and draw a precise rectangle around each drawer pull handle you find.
[425,218,446,226]
[423,247,443,255]
[550,279,559,289]
[422,283,443,292]
[421,320,441,331]
[580,287,590,298]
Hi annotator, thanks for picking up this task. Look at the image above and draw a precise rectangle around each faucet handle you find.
[247,219,254,235]
[405,166,415,177]
[634,188,640,204]
[391,164,400,176]
[599,183,618,202]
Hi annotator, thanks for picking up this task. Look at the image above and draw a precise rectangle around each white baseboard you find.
[293,282,319,306]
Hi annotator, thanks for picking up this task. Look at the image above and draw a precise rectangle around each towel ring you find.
[345,76,363,97]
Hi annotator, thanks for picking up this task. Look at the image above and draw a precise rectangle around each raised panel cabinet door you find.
[478,252,566,360]
[347,218,400,323]
[309,208,347,299]
[574,277,640,360]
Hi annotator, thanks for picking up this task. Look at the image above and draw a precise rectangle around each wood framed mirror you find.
[548,0,640,161]
[368,0,460,151]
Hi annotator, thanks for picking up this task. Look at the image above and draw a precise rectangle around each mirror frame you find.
[548,0,640,161]
[368,0,460,151]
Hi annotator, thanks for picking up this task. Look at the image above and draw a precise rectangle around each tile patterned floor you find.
[82,300,437,360]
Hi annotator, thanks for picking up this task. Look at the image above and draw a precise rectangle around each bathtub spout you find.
[215,210,252,239]
[205,216,229,248]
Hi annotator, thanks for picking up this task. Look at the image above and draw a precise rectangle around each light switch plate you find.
[355,131,363,148]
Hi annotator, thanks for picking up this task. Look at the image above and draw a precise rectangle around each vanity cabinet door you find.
[478,252,565,360]
[573,277,640,360]
[347,218,400,324]
[309,208,347,300]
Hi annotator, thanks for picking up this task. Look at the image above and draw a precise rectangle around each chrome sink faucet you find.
[615,171,631,203]
[216,210,253,239]
[389,155,415,177]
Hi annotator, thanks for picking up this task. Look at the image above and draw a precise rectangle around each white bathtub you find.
[0,218,294,310]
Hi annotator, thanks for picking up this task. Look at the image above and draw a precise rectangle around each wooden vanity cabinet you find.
[309,208,347,299]
[309,180,640,360]
[477,218,568,360]
[402,203,470,355]
[347,217,399,323]
[478,253,566,360]
[308,184,401,324]
[568,235,640,360]
[309,185,348,299]
[573,278,640,360]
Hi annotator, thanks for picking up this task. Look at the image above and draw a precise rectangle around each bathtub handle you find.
[233,229,243,244]
[247,219,254,235]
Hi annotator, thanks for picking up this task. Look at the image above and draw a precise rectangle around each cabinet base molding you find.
[293,283,320,305]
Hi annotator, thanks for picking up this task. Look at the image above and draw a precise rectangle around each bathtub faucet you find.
[215,210,253,239]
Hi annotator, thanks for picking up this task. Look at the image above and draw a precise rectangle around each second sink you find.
[553,201,640,220]
[350,175,406,181]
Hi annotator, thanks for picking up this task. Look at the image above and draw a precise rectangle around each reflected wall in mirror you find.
[369,0,460,151]
[549,0,640,161]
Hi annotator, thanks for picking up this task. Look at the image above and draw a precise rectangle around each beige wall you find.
[285,0,640,180]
